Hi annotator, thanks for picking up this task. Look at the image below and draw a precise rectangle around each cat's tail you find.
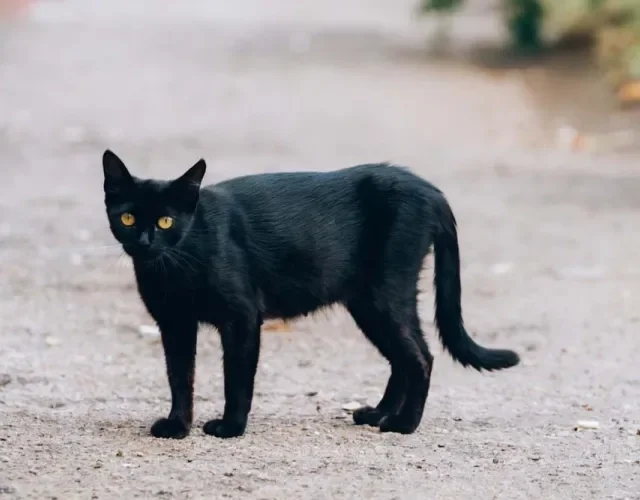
[432,194,520,372]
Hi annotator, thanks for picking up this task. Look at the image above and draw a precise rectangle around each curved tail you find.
[432,194,520,372]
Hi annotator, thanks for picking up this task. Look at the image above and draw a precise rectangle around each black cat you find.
[102,149,519,439]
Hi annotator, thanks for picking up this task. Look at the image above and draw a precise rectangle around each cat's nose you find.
[138,232,151,248]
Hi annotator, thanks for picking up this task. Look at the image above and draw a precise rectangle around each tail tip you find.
[501,350,521,369]
[456,347,520,372]
[480,348,520,372]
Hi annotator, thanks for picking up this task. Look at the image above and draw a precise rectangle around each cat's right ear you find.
[102,149,133,190]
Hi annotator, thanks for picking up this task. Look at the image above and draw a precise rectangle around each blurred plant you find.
[589,2,640,88]
[420,0,464,13]
[419,0,637,49]
[419,0,640,102]
[505,0,544,49]
[420,0,544,49]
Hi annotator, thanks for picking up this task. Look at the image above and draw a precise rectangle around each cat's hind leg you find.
[378,308,433,435]
[346,298,410,428]
[347,291,433,434]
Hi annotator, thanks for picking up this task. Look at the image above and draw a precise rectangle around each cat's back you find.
[203,163,431,205]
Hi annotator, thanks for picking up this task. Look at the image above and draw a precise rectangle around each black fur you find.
[102,149,519,439]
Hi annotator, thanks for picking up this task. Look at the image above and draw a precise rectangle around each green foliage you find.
[419,0,544,48]
[418,0,640,94]
[419,0,464,14]
[504,0,544,49]
[419,0,639,52]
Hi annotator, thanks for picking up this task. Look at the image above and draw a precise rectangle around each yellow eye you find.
[157,216,174,230]
[120,213,135,227]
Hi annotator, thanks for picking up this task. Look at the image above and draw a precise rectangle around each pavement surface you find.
[1,1,639,499]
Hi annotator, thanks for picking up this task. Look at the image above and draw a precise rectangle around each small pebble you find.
[116,450,124,457]
[262,320,291,332]
[93,461,103,469]
[138,325,160,338]
[575,420,599,431]
[341,401,362,412]
[556,125,582,151]
[135,452,144,457]
[45,336,61,347]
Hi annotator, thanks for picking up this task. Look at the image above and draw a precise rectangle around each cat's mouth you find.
[123,244,161,261]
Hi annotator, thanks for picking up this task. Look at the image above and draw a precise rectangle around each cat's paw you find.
[203,418,246,439]
[150,418,190,439]
[378,414,419,435]
[352,406,386,427]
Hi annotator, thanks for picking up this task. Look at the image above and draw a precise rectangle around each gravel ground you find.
[1,1,639,499]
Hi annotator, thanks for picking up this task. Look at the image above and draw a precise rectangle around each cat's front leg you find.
[203,314,261,439]
[150,317,198,439]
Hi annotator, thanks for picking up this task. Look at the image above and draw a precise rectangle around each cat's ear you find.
[176,159,207,189]
[169,159,206,210]
[102,149,133,189]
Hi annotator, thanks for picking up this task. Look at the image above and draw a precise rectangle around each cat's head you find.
[102,149,206,261]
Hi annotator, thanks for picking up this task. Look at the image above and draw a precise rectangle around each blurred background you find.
[1,1,638,499]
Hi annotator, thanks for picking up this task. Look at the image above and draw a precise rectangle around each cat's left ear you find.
[176,159,207,189]
[170,159,207,210]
